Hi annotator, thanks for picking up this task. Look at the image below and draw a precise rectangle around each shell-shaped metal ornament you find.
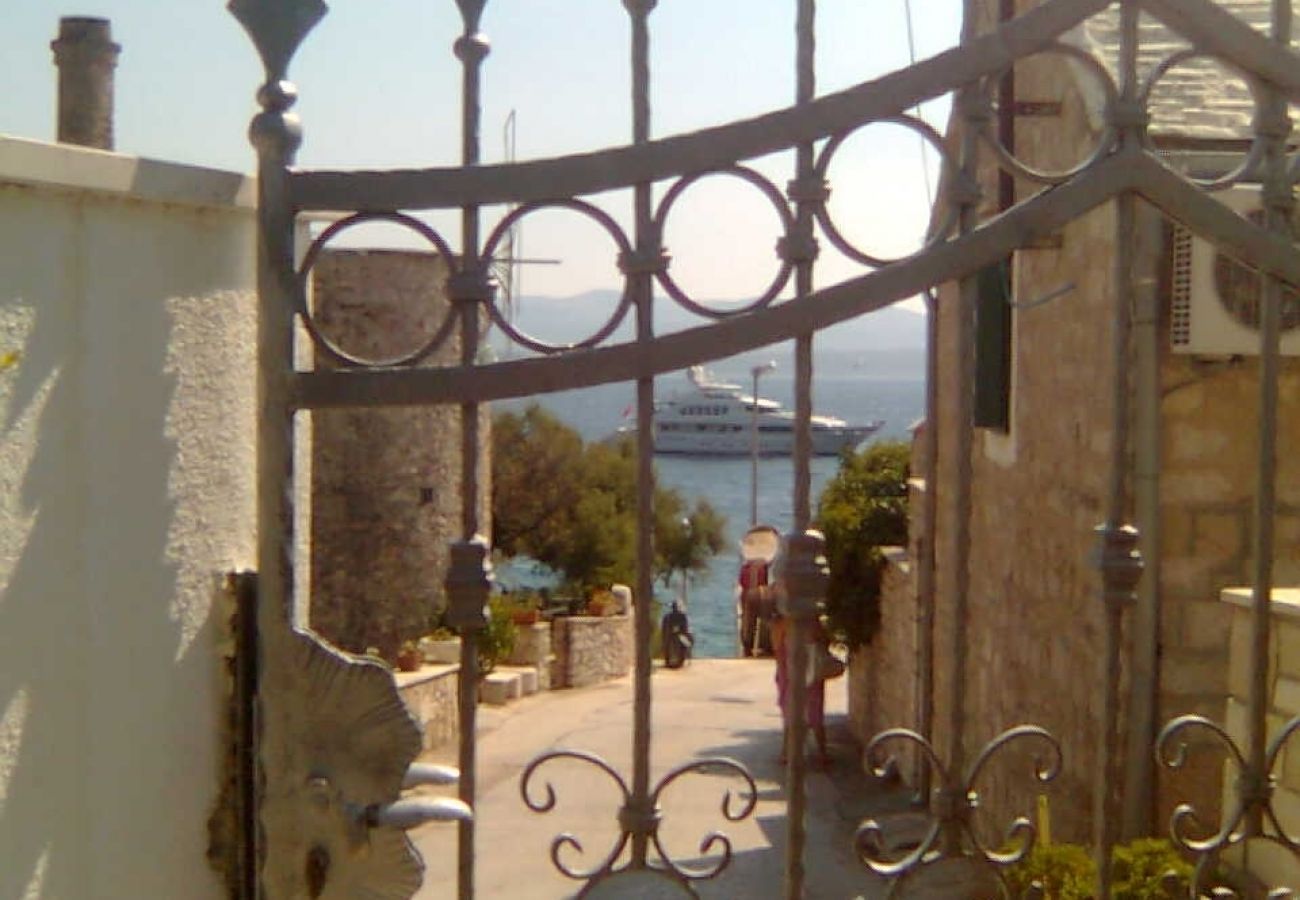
[228,0,327,83]
[258,629,429,899]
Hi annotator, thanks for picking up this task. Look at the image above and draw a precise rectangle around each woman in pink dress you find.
[770,613,830,768]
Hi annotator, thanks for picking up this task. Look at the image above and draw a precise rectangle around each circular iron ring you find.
[652,165,795,319]
[480,199,635,355]
[296,211,459,368]
[976,41,1119,186]
[1140,48,1268,190]
[814,114,962,267]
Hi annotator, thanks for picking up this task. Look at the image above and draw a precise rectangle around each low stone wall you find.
[508,621,554,691]
[394,664,460,751]
[1220,587,1300,890]
[551,615,632,689]
[848,547,921,785]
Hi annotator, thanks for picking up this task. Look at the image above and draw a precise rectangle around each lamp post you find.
[750,360,777,525]
[680,516,692,610]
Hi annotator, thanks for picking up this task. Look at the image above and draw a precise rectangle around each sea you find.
[496,371,926,658]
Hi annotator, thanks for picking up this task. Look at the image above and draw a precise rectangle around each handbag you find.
[811,645,846,682]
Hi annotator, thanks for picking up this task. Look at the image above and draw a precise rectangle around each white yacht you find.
[644,366,882,456]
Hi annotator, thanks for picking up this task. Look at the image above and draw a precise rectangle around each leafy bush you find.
[1004,839,1193,899]
[1112,838,1192,898]
[475,597,518,677]
[1004,843,1096,900]
[815,440,910,648]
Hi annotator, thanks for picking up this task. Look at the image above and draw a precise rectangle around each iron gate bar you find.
[780,3,819,897]
[236,0,321,892]
[285,0,1109,213]
[1245,0,1290,844]
[627,0,657,877]
[1093,5,1144,896]
[450,2,491,897]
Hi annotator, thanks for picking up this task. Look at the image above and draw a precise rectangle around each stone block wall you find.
[928,20,1158,841]
[550,615,632,689]
[395,665,460,752]
[307,249,491,659]
[1219,589,1300,890]
[850,548,921,785]
[920,2,1300,842]
[508,621,554,691]
[1156,358,1300,830]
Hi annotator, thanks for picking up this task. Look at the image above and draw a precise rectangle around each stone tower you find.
[308,249,491,658]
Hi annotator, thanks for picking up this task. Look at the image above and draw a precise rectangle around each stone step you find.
[498,665,539,696]
[479,670,522,705]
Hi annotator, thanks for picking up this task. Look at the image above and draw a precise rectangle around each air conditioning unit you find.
[1169,184,1300,356]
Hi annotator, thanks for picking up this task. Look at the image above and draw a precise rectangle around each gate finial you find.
[454,0,488,31]
[228,0,327,85]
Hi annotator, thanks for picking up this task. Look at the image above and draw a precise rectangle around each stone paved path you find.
[409,659,912,899]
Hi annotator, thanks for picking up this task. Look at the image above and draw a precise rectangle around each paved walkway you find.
[409,659,912,899]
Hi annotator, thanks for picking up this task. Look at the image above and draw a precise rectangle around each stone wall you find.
[921,6,1300,844]
[928,9,1164,841]
[1156,356,1300,830]
[850,548,921,785]
[0,137,256,899]
[395,665,460,752]
[508,621,554,691]
[550,615,632,689]
[308,249,491,659]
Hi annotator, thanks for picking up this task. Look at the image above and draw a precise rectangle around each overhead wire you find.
[902,0,934,209]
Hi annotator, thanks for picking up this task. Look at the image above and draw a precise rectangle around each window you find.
[974,258,1012,431]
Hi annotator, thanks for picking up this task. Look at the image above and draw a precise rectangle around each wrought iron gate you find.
[231,0,1300,896]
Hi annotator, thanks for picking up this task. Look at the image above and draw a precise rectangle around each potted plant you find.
[586,589,616,617]
[508,593,542,626]
[395,639,423,673]
[420,626,461,664]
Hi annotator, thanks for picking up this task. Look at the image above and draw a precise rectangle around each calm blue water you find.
[497,372,925,657]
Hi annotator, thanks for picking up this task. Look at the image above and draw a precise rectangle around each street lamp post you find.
[680,516,692,610]
[749,360,777,525]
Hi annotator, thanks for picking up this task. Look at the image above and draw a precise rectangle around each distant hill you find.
[491,290,926,380]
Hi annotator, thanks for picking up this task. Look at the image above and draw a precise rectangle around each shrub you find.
[476,597,518,677]
[1004,838,1193,899]
[1112,838,1192,898]
[816,440,910,648]
[1004,843,1096,900]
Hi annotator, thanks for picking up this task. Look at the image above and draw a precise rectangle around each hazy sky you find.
[3,1,962,304]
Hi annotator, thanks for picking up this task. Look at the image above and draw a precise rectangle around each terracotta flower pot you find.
[395,646,423,673]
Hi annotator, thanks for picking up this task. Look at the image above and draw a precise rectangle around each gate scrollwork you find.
[519,749,757,895]
[857,726,1062,899]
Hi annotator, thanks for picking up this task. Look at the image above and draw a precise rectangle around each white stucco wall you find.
[0,136,255,899]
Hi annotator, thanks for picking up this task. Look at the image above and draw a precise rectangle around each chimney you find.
[50,17,120,151]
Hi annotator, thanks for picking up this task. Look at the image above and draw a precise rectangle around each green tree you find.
[815,440,910,648]
[491,405,727,593]
[656,495,727,591]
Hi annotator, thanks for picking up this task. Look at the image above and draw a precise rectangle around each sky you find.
[2,1,962,306]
